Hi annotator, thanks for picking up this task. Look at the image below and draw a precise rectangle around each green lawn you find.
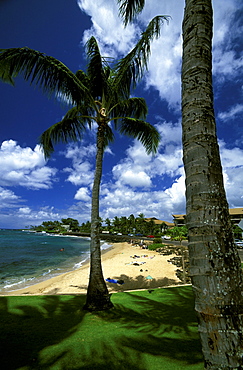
[0,286,204,369]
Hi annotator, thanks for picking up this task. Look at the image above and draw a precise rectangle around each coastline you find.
[0,241,182,296]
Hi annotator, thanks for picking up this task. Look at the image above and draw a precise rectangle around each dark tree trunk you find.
[84,122,113,311]
[182,0,243,368]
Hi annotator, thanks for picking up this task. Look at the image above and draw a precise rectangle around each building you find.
[145,218,174,230]
[229,208,243,225]
[172,214,186,227]
[172,208,243,227]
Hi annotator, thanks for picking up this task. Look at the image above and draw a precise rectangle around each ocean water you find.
[0,229,110,293]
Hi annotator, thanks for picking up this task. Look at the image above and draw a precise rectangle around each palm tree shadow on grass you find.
[0,287,203,369]
[96,286,203,366]
[0,295,86,370]
[0,294,150,370]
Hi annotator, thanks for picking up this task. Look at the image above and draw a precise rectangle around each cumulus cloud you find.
[99,119,185,219]
[0,139,45,170]
[117,168,152,187]
[64,161,94,186]
[100,179,186,222]
[218,104,243,122]
[111,120,183,191]
[0,206,64,229]
[77,0,138,56]
[218,141,243,205]
[97,129,242,223]
[63,141,113,187]
[0,140,57,189]
[74,187,91,201]
[0,187,21,208]
[212,0,243,78]
[63,142,96,187]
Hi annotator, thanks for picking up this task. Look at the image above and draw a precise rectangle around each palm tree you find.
[112,216,121,233]
[128,213,136,233]
[118,0,243,367]
[137,212,146,234]
[0,18,165,311]
[104,218,111,232]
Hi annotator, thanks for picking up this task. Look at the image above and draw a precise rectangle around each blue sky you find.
[0,0,242,229]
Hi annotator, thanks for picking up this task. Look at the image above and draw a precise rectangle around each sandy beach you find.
[1,241,182,296]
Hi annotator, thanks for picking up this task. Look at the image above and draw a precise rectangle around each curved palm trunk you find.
[84,122,113,311]
[182,0,243,367]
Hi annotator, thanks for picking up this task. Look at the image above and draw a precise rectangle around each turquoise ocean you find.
[0,229,110,293]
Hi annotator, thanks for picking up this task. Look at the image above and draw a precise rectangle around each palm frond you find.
[110,97,148,124]
[86,37,112,101]
[118,0,145,26]
[0,50,15,85]
[76,69,90,88]
[114,15,170,98]
[39,106,94,158]
[119,117,160,154]
[0,47,89,105]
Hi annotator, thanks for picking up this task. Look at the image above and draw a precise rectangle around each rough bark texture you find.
[84,121,113,311]
[182,0,243,368]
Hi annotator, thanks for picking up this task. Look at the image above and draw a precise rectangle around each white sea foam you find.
[101,242,112,250]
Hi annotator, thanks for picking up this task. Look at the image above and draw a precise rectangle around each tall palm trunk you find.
[182,0,243,367]
[84,121,113,311]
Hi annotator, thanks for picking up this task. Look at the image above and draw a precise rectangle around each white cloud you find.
[0,139,45,170]
[63,141,113,187]
[98,135,243,222]
[0,187,21,208]
[0,140,57,189]
[77,0,138,56]
[218,142,243,206]
[218,104,243,122]
[65,142,96,161]
[18,207,31,214]
[100,178,186,222]
[164,175,185,209]
[119,169,152,187]
[64,161,94,186]
[212,0,243,78]
[74,187,91,201]
[63,142,96,186]
[109,120,183,201]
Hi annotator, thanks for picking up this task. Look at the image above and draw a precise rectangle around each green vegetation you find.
[31,215,188,239]
[233,225,243,240]
[32,218,82,233]
[148,243,166,251]
[0,286,203,369]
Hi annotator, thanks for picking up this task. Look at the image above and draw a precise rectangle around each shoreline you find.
[0,235,112,294]
[0,241,182,296]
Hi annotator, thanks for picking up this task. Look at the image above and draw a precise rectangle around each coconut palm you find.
[0,18,167,311]
[118,0,243,367]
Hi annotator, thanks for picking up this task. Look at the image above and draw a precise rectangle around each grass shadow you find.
[0,287,203,369]
[0,295,86,369]
[97,286,203,366]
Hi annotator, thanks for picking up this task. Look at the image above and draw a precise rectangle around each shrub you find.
[153,238,162,244]
[148,243,166,251]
